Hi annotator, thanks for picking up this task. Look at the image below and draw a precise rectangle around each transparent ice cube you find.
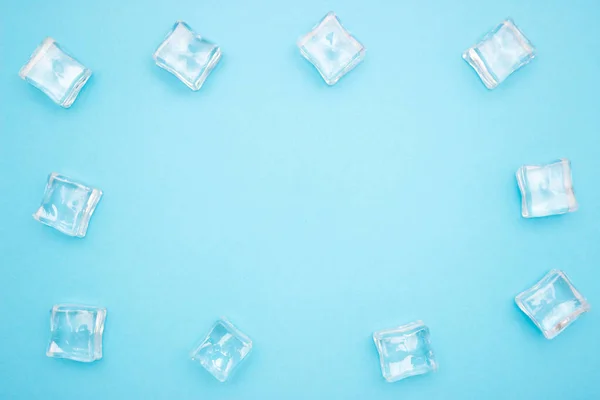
[190,318,252,382]
[19,37,92,108]
[33,173,103,238]
[46,304,106,362]
[373,321,437,383]
[298,12,366,85]
[516,159,578,218]
[153,21,221,91]
[516,270,590,339]
[463,19,535,89]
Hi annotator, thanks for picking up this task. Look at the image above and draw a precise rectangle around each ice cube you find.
[19,37,92,107]
[46,304,106,362]
[515,270,590,339]
[33,173,103,238]
[153,21,221,91]
[298,12,366,85]
[516,159,578,218]
[190,318,252,382]
[463,19,535,89]
[373,321,437,383]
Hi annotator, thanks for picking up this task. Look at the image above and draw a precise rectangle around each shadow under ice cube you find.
[190,318,252,382]
[516,270,590,339]
[463,19,535,89]
[19,37,92,108]
[153,21,222,91]
[298,12,366,85]
[373,321,437,383]
[516,159,577,218]
[33,173,103,238]
[47,304,106,362]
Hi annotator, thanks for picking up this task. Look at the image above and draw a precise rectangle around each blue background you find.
[1,0,599,398]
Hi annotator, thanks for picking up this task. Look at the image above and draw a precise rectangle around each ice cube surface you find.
[463,19,535,89]
[190,318,252,382]
[516,270,590,339]
[47,304,106,362]
[33,173,103,237]
[153,21,221,90]
[373,321,437,383]
[516,159,577,218]
[298,12,365,85]
[19,37,92,107]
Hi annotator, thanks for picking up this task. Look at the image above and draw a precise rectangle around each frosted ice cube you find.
[463,19,535,89]
[516,270,590,339]
[153,21,221,91]
[47,304,106,362]
[19,37,92,107]
[190,318,252,382]
[298,12,365,85]
[516,159,578,218]
[33,173,103,238]
[373,321,437,383]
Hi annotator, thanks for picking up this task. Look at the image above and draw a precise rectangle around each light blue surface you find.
[1,1,599,398]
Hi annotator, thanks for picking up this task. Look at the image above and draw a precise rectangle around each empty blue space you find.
[1,0,599,398]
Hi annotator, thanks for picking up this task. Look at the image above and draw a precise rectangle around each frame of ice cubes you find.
[463,19,535,89]
[153,21,222,91]
[190,318,253,382]
[516,158,578,218]
[46,304,107,362]
[515,270,590,339]
[19,37,92,108]
[373,321,437,383]
[33,173,103,238]
[298,12,366,85]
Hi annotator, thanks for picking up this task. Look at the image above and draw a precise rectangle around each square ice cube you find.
[298,12,366,85]
[190,318,252,382]
[153,21,221,91]
[373,321,437,383]
[516,158,578,218]
[19,37,92,108]
[463,19,535,89]
[516,270,590,339]
[46,304,106,362]
[33,173,103,238]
